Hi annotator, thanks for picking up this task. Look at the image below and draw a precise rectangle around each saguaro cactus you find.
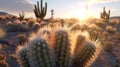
[34,0,47,21]
[16,27,100,67]
[19,11,25,21]
[100,7,110,21]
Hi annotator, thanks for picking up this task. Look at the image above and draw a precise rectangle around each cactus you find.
[51,9,54,19]
[74,34,86,56]
[34,0,47,22]
[16,46,30,67]
[19,11,25,21]
[16,26,100,67]
[53,29,71,67]
[73,41,96,67]
[100,7,110,21]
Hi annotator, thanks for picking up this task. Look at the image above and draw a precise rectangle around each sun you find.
[73,8,88,20]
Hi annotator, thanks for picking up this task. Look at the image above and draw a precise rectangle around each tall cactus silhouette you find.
[51,9,54,19]
[16,26,101,67]
[100,7,110,21]
[19,11,25,21]
[34,0,47,21]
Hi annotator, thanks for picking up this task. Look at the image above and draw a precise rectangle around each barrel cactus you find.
[16,26,101,67]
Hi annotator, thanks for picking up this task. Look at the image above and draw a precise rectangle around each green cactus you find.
[73,41,96,67]
[53,29,71,67]
[34,0,47,21]
[74,34,86,56]
[16,46,30,67]
[16,27,100,67]
[19,11,25,21]
[100,7,110,21]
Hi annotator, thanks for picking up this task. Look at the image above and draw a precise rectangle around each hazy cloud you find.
[0,0,33,14]
[88,0,119,4]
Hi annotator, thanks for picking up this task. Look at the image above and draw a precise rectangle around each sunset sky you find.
[0,0,120,19]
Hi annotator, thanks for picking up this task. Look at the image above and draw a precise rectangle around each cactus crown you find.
[100,7,110,21]
[34,0,47,21]
[16,26,101,67]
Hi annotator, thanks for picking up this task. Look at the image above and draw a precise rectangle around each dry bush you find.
[106,26,117,33]
[28,18,36,27]
[0,27,6,39]
[17,34,27,45]
[115,32,120,40]
[104,41,113,52]
[6,23,28,32]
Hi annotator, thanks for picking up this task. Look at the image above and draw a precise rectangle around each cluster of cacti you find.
[100,7,110,20]
[19,11,25,21]
[34,0,47,22]
[16,26,101,67]
[0,54,8,67]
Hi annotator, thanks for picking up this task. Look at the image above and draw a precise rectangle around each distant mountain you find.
[0,11,13,16]
[110,16,120,19]
[0,12,9,15]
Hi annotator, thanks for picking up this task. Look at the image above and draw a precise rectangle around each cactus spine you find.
[34,0,47,21]
[73,41,96,67]
[29,39,54,67]
[54,29,71,67]
[100,7,110,21]
[16,27,100,67]
[16,46,30,67]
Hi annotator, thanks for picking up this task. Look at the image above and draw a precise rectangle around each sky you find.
[0,0,120,19]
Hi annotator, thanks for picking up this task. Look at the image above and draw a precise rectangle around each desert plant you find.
[6,23,28,32]
[51,9,54,19]
[0,27,6,40]
[0,54,8,67]
[104,41,113,52]
[16,26,100,67]
[115,32,120,40]
[19,11,25,21]
[106,26,117,33]
[34,0,47,22]
[17,34,27,45]
[100,7,110,21]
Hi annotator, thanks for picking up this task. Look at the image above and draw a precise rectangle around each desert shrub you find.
[6,21,12,26]
[106,26,117,33]
[115,32,120,40]
[0,27,6,39]
[104,41,113,52]
[33,23,41,32]
[28,19,36,27]
[17,34,27,45]
[95,21,105,27]
[6,23,28,32]
[0,16,5,21]
[0,54,8,67]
